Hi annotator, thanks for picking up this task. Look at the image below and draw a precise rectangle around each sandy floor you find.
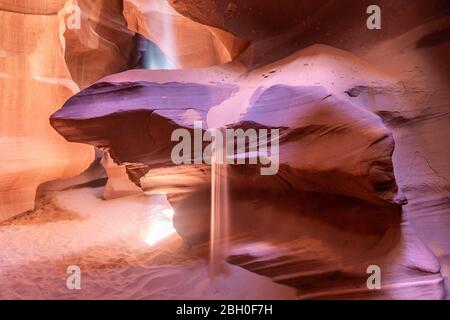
[0,187,296,300]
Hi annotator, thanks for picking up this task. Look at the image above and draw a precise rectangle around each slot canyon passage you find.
[0,0,449,300]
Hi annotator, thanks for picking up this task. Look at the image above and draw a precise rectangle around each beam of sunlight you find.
[145,208,176,246]
[142,1,178,70]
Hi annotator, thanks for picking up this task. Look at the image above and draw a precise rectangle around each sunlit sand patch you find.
[145,208,176,246]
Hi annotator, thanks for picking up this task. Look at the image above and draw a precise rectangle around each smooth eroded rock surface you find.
[0,2,94,222]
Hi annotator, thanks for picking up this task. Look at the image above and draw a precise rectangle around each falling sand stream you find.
[141,3,232,277]
[209,129,230,277]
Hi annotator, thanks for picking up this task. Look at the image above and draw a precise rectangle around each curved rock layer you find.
[224,193,443,299]
[51,79,404,249]
[123,0,248,68]
[51,79,402,206]
[50,45,407,229]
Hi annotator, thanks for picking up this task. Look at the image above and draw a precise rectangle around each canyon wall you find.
[0,0,137,222]
[1,0,448,299]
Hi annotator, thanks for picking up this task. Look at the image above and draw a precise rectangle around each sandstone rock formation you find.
[49,41,450,298]
[2,0,449,300]
[0,0,139,222]
[168,0,450,66]
[51,45,409,205]
[63,0,137,88]
[0,1,93,222]
[100,151,144,199]
[357,16,450,298]
[50,79,403,205]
